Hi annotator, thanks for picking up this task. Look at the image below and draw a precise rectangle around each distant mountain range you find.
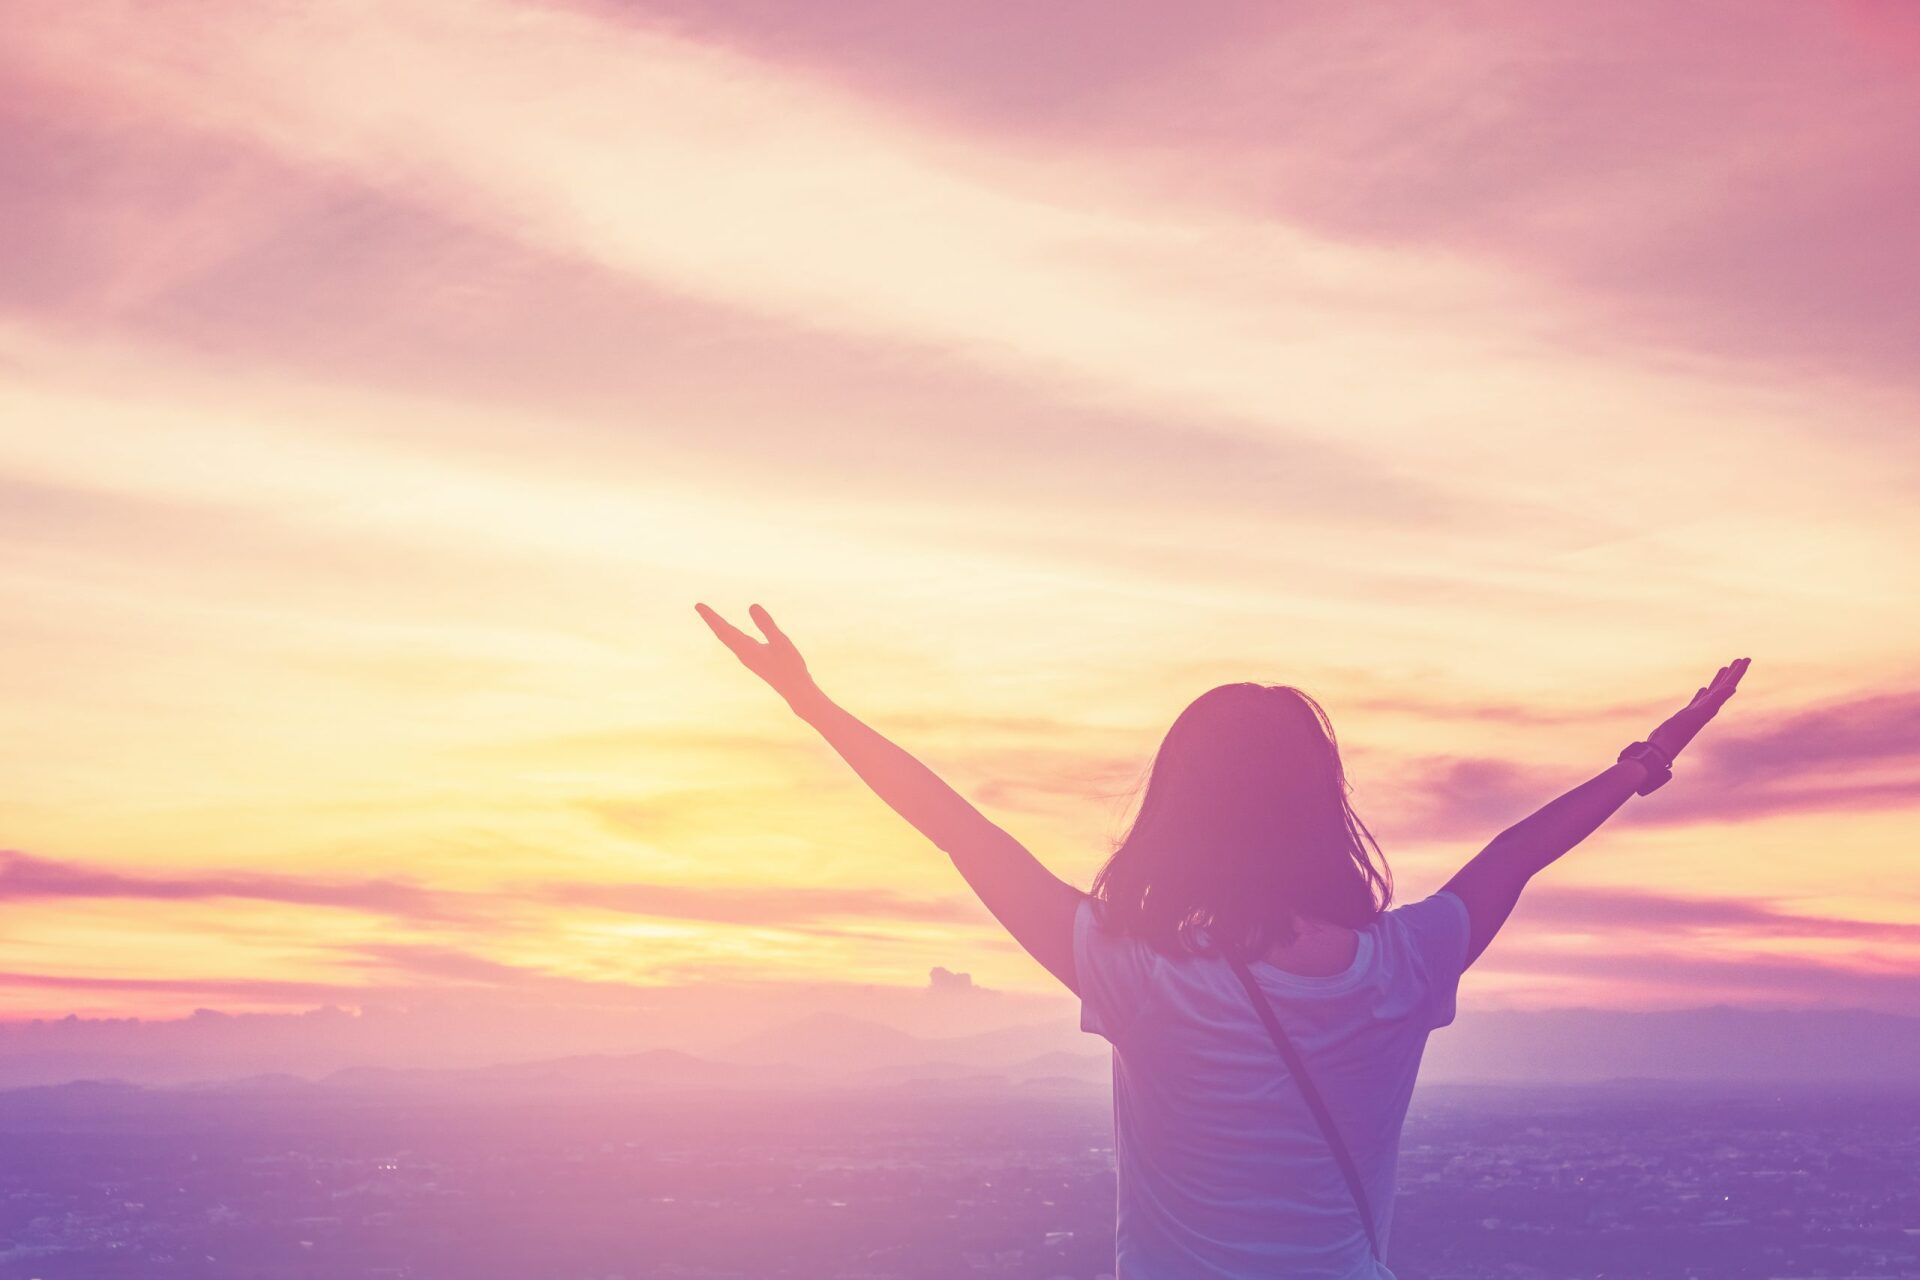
[2,1004,1917,1093]
[1420,1005,1920,1083]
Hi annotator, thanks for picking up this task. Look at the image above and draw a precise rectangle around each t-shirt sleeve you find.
[1388,889,1473,1029]
[1072,896,1159,1044]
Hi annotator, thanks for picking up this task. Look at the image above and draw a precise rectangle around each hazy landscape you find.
[4,996,1920,1277]
[2,1061,1916,1279]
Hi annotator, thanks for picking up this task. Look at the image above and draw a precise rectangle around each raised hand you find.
[695,602,816,702]
[1649,657,1751,762]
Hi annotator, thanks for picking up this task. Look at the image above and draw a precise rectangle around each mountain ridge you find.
[1,1004,1916,1090]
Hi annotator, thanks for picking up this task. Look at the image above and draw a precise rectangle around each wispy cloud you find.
[0,969,363,1005]
[532,882,982,928]
[1514,885,1920,945]
[342,943,589,989]
[1698,690,1920,779]
[0,851,464,921]
[1358,686,1920,840]
[0,850,981,932]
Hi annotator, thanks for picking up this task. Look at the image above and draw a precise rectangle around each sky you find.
[1,0,1918,1032]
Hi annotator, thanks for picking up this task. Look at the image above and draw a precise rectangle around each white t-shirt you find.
[1074,889,1473,1280]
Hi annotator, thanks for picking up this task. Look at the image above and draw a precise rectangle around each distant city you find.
[1,1069,1915,1279]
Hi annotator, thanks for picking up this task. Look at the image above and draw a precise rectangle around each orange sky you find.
[1,0,1918,1023]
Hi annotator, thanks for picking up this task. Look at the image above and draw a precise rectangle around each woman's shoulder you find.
[1372,889,1471,937]
[1364,891,1474,982]
[1073,896,1174,1042]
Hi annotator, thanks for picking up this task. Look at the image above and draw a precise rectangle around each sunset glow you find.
[3,0,1918,1029]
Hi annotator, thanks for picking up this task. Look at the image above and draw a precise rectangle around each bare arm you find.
[696,603,1083,993]
[1441,760,1645,967]
[1442,658,1751,967]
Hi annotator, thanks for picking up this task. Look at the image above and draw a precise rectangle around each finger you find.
[1706,658,1749,706]
[694,603,757,655]
[749,602,792,648]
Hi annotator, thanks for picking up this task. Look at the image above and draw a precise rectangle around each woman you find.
[696,602,1750,1279]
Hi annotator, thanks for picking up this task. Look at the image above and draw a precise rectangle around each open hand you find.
[1649,657,1751,761]
[695,602,816,702]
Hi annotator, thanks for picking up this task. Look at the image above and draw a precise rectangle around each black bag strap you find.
[1225,950,1381,1262]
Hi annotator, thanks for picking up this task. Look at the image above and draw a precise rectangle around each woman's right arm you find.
[1441,658,1751,968]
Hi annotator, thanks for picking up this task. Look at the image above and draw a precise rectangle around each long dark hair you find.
[1090,682,1391,960]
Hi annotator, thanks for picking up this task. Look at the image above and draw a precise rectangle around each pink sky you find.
[1,0,1918,1027]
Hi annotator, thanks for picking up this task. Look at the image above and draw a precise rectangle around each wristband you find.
[1617,741,1673,795]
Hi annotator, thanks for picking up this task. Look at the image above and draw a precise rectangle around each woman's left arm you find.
[696,603,1083,993]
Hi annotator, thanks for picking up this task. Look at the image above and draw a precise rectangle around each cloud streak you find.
[1513,885,1920,945]
[7,0,1812,483]
[0,850,462,921]
[0,969,362,1006]
[0,850,981,932]
[1360,685,1920,841]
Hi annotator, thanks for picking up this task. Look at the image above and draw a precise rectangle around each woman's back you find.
[1074,889,1473,1279]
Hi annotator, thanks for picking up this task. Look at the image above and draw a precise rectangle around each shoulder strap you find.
[1225,951,1381,1262]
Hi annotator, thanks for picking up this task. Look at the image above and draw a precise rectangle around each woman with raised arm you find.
[696,602,1749,1280]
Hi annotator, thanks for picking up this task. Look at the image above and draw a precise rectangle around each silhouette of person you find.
[698,602,1749,1279]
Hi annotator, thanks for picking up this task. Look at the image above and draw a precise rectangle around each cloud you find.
[1513,885,1920,945]
[0,109,1449,531]
[1639,689,1920,823]
[1360,685,1920,840]
[967,747,1147,815]
[532,881,982,928]
[0,969,362,1005]
[0,850,465,921]
[1342,689,1664,728]
[1697,690,1920,778]
[1374,749,1920,841]
[0,849,983,934]
[927,966,975,995]
[552,2,1920,397]
[2,0,1708,475]
[839,1,1912,403]
[0,29,1493,564]
[0,947,650,1017]
[342,943,595,989]
[1367,755,1555,842]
